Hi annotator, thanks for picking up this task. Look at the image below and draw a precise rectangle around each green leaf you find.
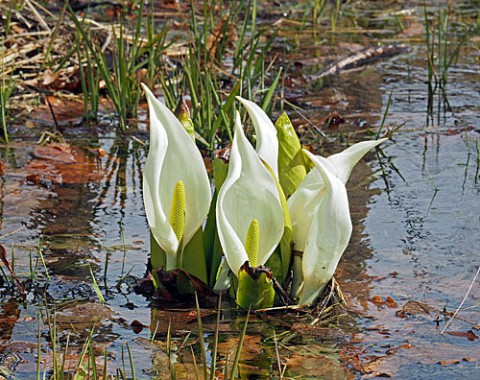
[236,263,275,309]
[89,264,105,305]
[181,227,208,285]
[268,225,292,287]
[204,158,230,286]
[261,67,282,114]
[213,157,229,191]
[264,160,292,287]
[210,232,225,288]
[275,112,309,198]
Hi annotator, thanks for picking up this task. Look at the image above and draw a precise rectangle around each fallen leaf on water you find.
[285,353,350,378]
[444,126,474,136]
[30,96,114,124]
[150,308,213,334]
[33,143,76,163]
[398,300,435,316]
[131,320,145,334]
[217,335,263,361]
[437,359,462,365]
[24,68,83,93]
[40,345,111,377]
[0,341,38,354]
[371,295,398,308]
[446,330,478,341]
[26,143,104,185]
[30,96,85,124]
[55,302,114,332]
[385,296,398,308]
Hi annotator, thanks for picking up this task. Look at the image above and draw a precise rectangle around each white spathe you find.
[216,112,284,277]
[236,97,279,177]
[288,138,387,252]
[297,150,353,305]
[142,84,211,269]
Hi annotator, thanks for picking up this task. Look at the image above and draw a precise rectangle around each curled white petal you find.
[287,157,336,252]
[327,138,388,183]
[288,138,387,251]
[236,97,279,177]
[297,151,353,305]
[142,84,211,267]
[216,112,284,276]
[213,257,232,293]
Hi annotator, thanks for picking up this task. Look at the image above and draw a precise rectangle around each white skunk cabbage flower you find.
[142,84,211,270]
[236,97,279,177]
[297,151,352,305]
[216,112,284,278]
[288,138,387,252]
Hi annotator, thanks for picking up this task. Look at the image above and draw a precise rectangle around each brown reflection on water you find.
[0,298,20,341]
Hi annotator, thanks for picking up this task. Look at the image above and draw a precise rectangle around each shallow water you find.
[1,1,480,379]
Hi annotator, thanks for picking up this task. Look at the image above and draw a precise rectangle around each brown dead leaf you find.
[154,268,217,306]
[206,16,237,61]
[217,335,263,361]
[437,358,462,365]
[399,300,434,315]
[371,295,384,305]
[25,68,83,93]
[42,69,61,86]
[55,302,114,331]
[285,353,350,378]
[30,95,114,124]
[29,96,85,124]
[40,346,110,376]
[33,143,76,163]
[131,320,145,334]
[446,330,478,341]
[370,295,398,308]
[150,308,213,334]
[385,296,398,308]
[26,143,104,185]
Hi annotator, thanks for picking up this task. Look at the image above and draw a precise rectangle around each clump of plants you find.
[142,83,387,310]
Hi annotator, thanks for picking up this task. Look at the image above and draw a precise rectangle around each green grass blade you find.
[229,308,250,380]
[195,292,208,380]
[89,264,105,305]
